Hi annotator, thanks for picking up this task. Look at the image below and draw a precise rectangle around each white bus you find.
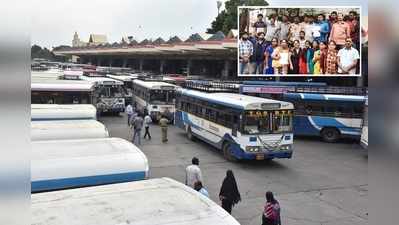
[31,137,149,193]
[175,89,294,161]
[106,73,138,105]
[31,120,109,141]
[360,97,368,149]
[81,75,127,114]
[31,177,241,225]
[31,104,97,121]
[132,79,177,121]
[31,73,96,104]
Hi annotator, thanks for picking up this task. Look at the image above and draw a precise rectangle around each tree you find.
[207,0,269,35]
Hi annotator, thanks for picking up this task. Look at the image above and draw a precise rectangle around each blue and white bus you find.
[175,89,294,161]
[282,93,366,142]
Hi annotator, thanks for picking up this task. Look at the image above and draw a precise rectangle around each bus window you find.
[272,110,293,133]
[243,111,270,134]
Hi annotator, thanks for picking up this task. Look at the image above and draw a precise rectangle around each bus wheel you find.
[186,126,195,141]
[321,128,340,143]
[223,142,237,162]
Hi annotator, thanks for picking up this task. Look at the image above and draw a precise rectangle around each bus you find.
[80,75,127,114]
[132,79,177,121]
[31,72,96,104]
[282,93,366,142]
[31,178,241,225]
[31,137,149,193]
[31,120,109,141]
[31,104,97,121]
[106,73,138,105]
[175,89,294,161]
[360,97,368,149]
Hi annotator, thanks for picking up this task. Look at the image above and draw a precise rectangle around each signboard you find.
[261,103,281,110]
[161,86,175,90]
[242,86,293,94]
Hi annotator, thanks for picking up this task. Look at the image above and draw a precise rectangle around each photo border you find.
[237,5,362,77]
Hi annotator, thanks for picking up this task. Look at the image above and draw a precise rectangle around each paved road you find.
[100,113,368,225]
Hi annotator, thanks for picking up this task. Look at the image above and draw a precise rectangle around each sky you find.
[31,0,226,49]
[31,0,368,49]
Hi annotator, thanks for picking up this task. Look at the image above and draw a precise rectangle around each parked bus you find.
[31,72,96,104]
[360,97,368,149]
[31,178,241,225]
[31,104,97,121]
[175,89,294,161]
[31,120,109,141]
[106,73,137,105]
[282,93,366,142]
[132,79,177,121]
[31,137,149,193]
[81,75,126,114]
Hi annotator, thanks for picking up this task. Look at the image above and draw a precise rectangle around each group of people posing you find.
[239,10,360,75]
[185,157,281,225]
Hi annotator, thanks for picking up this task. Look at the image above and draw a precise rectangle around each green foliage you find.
[31,45,55,60]
[207,0,269,35]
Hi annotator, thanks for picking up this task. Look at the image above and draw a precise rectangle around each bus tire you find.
[222,141,237,162]
[186,126,195,141]
[321,128,340,143]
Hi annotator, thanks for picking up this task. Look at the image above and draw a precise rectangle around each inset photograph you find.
[238,6,361,76]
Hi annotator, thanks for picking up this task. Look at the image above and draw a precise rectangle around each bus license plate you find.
[256,154,264,160]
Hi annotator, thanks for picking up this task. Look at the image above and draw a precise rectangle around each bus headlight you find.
[246,146,261,152]
[280,145,291,151]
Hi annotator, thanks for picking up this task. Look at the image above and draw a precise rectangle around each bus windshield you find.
[150,90,175,104]
[243,110,293,134]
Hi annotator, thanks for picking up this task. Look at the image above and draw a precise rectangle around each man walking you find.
[143,113,152,140]
[159,114,169,143]
[185,157,203,188]
[125,104,134,126]
[131,113,144,145]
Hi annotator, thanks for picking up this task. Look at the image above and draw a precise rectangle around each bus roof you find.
[80,75,124,85]
[106,74,135,82]
[31,177,240,225]
[179,89,293,110]
[133,79,177,89]
[31,138,148,192]
[31,82,95,92]
[283,93,366,102]
[31,120,109,141]
[31,104,97,121]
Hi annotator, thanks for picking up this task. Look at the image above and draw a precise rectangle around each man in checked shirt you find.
[239,32,253,74]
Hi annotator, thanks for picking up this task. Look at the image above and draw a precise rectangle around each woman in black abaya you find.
[219,170,241,214]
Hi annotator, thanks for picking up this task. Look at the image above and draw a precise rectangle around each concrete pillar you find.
[356,76,363,87]
[160,60,165,74]
[97,57,103,66]
[139,59,144,72]
[222,60,231,79]
[187,59,192,76]
[122,58,128,68]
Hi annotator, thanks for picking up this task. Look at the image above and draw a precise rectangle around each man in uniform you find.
[159,114,169,143]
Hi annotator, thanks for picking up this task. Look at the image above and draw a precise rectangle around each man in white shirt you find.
[337,38,360,74]
[185,157,203,188]
[143,114,152,140]
[125,104,133,126]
